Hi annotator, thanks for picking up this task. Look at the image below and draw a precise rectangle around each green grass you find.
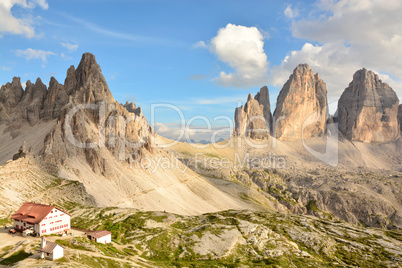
[0,250,32,266]
[72,253,130,268]
[204,153,222,159]
[0,245,14,258]
[55,239,93,251]
[306,200,320,212]
[56,256,69,263]
[0,216,12,226]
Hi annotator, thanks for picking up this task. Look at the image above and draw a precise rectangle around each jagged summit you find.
[0,52,153,167]
[337,68,400,142]
[234,86,271,139]
[0,53,119,125]
[68,52,114,103]
[273,63,328,140]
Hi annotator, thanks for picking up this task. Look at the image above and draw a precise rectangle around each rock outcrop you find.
[234,86,271,139]
[273,64,328,140]
[337,69,400,142]
[123,101,142,116]
[12,141,27,161]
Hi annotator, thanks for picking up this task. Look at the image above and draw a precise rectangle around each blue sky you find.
[1,0,402,142]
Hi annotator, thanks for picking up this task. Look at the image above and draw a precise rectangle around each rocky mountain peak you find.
[0,76,24,112]
[254,86,272,129]
[71,52,114,103]
[293,63,311,75]
[273,64,328,140]
[64,65,76,95]
[337,68,400,142]
[234,86,271,139]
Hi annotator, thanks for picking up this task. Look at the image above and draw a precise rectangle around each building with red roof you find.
[87,230,112,244]
[12,202,70,236]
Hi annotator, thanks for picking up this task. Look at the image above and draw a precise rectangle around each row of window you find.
[41,224,69,234]
[44,213,64,220]
[41,219,66,226]
[49,224,69,232]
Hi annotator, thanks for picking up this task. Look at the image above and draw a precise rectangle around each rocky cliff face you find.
[0,52,153,171]
[337,69,400,142]
[234,86,271,139]
[273,64,328,140]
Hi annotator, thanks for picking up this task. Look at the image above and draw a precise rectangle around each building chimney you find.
[41,236,46,248]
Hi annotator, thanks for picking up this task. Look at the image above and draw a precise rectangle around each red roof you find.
[87,230,112,239]
[12,202,55,224]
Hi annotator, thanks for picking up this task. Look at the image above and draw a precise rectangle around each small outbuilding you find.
[87,230,112,244]
[38,237,63,261]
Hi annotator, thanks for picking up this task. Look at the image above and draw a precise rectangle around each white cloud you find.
[192,41,207,49]
[61,42,78,51]
[0,0,48,38]
[16,48,55,66]
[271,0,402,106]
[63,14,183,47]
[209,23,269,88]
[284,5,299,18]
[60,52,72,60]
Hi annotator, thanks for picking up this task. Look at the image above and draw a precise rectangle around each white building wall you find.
[38,208,71,236]
[51,246,64,260]
[96,234,112,244]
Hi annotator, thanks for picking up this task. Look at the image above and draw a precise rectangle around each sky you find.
[1,0,402,142]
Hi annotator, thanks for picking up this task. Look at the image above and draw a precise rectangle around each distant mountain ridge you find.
[234,64,401,143]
